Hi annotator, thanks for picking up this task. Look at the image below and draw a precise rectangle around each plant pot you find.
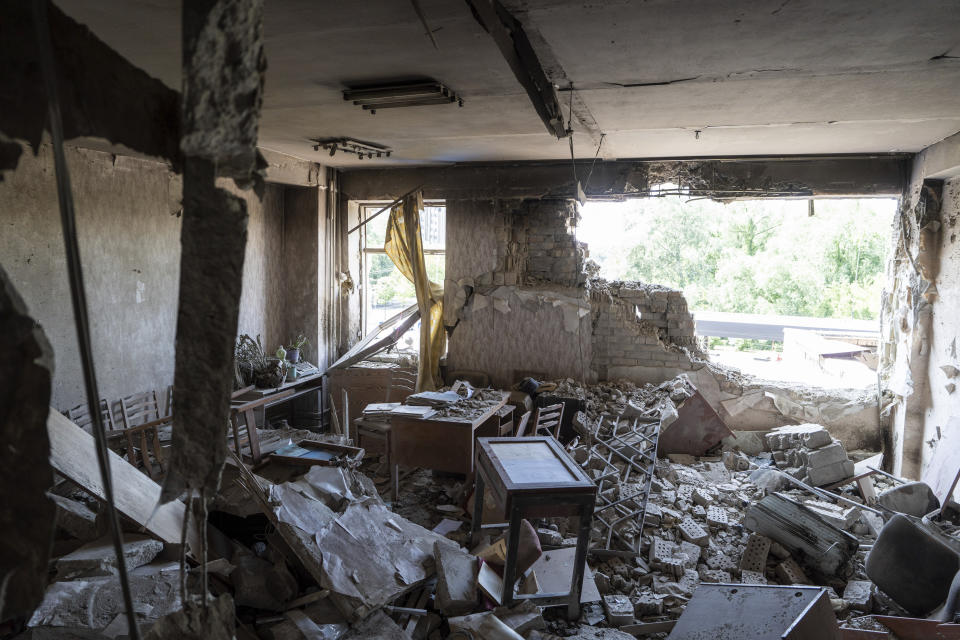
[254,358,286,388]
[287,348,301,364]
[286,364,298,381]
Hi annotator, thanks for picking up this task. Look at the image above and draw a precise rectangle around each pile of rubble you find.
[19,378,960,640]
[765,423,856,486]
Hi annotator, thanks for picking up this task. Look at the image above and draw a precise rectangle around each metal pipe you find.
[31,2,139,638]
[345,184,423,234]
[775,470,887,517]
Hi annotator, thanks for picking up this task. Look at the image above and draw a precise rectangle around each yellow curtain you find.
[384,191,445,391]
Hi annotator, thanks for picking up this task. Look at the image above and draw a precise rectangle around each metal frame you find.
[581,415,661,557]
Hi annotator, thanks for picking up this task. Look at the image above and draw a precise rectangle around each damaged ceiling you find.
[51,0,960,167]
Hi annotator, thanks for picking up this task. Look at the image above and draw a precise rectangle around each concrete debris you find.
[230,550,298,611]
[55,535,163,579]
[29,562,182,630]
[143,593,235,640]
[744,493,859,577]
[435,541,478,616]
[765,423,856,486]
[49,494,101,541]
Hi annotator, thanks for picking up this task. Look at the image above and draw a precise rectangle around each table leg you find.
[502,504,523,608]
[470,472,486,547]
[244,408,261,464]
[568,500,594,619]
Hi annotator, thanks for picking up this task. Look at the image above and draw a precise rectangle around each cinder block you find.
[775,558,810,585]
[678,517,710,547]
[739,533,771,573]
[706,505,729,529]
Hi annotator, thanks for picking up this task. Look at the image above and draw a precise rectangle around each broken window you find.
[579,192,897,387]
[360,201,445,337]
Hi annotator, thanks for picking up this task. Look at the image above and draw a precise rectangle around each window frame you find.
[358,200,445,337]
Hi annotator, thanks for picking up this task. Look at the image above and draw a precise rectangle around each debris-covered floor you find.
[16,375,960,640]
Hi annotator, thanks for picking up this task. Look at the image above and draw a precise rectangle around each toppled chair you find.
[866,513,960,616]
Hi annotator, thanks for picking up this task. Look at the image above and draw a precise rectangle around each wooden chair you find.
[533,403,564,439]
[118,390,170,479]
[230,388,294,465]
[356,368,416,502]
[385,367,417,403]
[65,398,117,433]
[514,411,533,437]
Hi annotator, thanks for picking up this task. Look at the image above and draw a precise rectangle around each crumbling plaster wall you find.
[0,142,324,410]
[881,131,960,478]
[441,196,880,451]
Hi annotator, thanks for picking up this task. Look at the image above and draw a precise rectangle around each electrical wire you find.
[31,1,140,637]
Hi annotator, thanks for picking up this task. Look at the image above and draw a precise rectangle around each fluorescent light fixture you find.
[343,81,463,114]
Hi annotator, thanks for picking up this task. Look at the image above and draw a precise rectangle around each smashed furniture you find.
[666,584,841,639]
[658,386,732,457]
[571,414,661,555]
[744,493,859,579]
[47,410,202,552]
[471,436,597,617]
[866,513,960,615]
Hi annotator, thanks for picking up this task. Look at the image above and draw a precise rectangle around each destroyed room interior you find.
[3,1,960,639]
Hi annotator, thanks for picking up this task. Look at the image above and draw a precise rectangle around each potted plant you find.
[287,334,309,364]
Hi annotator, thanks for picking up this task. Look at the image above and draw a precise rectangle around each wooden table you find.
[470,436,596,618]
[235,371,324,426]
[388,390,509,500]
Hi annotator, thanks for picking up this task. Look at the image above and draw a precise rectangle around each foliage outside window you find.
[361,203,445,337]
[580,194,895,321]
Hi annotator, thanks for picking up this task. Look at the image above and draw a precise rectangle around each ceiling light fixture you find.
[343,81,463,115]
[312,137,392,160]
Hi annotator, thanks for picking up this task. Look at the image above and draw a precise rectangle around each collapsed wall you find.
[444,197,881,450]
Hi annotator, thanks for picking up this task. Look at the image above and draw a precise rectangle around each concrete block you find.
[678,541,702,569]
[634,592,664,616]
[56,534,162,579]
[435,542,479,616]
[739,534,771,573]
[807,459,855,486]
[843,580,874,613]
[698,568,732,583]
[706,505,729,529]
[678,517,709,547]
[603,594,634,625]
[806,442,848,468]
[692,487,714,507]
[802,428,833,449]
[774,558,810,585]
[740,570,768,585]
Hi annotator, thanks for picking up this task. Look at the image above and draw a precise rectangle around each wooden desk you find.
[388,391,509,499]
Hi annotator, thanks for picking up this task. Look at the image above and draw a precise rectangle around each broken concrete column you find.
[162,0,266,504]
[0,263,55,620]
